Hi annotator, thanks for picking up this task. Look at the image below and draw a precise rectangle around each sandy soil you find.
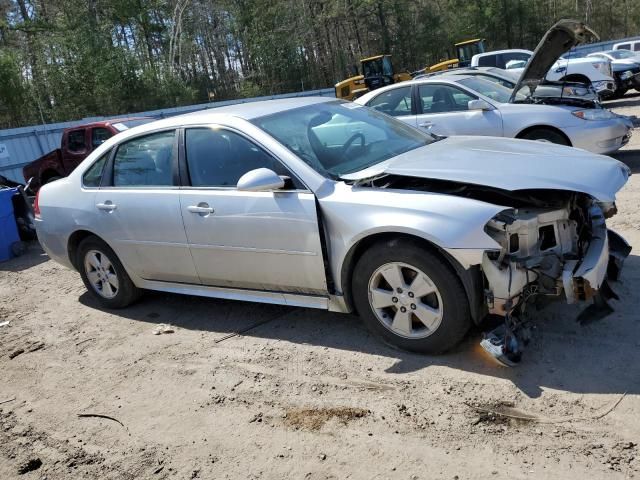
[1,96,640,480]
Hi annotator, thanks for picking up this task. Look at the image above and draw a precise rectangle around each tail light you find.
[33,190,41,219]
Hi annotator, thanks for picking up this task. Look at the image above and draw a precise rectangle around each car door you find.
[93,129,200,284]
[179,126,327,295]
[364,85,416,127]
[414,83,503,137]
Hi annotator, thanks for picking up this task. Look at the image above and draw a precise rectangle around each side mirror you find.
[468,99,493,111]
[237,168,285,192]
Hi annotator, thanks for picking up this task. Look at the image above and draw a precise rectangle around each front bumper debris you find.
[480,204,631,366]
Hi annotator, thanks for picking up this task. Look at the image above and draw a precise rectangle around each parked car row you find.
[472,45,640,100]
[359,20,632,154]
[471,48,616,97]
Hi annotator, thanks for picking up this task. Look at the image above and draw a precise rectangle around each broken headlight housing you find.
[482,206,580,315]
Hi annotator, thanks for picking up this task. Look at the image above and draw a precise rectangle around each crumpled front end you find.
[480,194,631,364]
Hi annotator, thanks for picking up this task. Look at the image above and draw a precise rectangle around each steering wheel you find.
[341,132,365,156]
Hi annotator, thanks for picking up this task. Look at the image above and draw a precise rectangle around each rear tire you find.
[351,239,471,354]
[520,128,570,146]
[77,236,140,308]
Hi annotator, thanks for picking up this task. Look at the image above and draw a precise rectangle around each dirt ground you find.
[2,96,640,480]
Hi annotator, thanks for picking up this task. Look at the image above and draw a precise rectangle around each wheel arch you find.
[40,169,63,184]
[560,73,590,84]
[67,229,106,270]
[515,125,572,146]
[340,232,486,324]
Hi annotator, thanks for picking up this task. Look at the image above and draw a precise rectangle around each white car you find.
[587,50,640,96]
[354,75,630,154]
[472,49,615,96]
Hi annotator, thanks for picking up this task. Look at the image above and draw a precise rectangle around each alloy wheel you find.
[84,249,119,299]
[367,262,443,339]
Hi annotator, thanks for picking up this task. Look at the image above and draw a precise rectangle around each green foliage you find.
[0,0,639,128]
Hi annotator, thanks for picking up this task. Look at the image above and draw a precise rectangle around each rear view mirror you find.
[468,99,493,111]
[237,168,285,192]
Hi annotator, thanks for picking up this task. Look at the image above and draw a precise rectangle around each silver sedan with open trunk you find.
[34,97,631,364]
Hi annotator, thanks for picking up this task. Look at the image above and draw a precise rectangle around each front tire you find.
[520,128,570,146]
[77,236,140,308]
[352,239,471,354]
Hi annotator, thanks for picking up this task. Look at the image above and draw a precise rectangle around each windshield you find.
[457,77,525,102]
[253,101,433,178]
[607,50,636,59]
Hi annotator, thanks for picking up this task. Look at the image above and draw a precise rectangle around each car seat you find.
[114,150,158,186]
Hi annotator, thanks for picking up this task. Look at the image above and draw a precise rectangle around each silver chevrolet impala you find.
[35,97,631,364]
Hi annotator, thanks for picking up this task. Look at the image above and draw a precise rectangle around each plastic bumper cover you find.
[562,211,630,304]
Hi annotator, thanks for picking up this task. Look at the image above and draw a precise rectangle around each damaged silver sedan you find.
[34,97,631,364]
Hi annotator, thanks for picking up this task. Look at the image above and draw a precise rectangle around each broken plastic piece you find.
[480,324,522,367]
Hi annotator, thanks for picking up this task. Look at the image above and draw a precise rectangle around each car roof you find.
[68,117,151,130]
[180,96,337,122]
[356,76,476,102]
[105,97,339,140]
[473,49,532,57]
[410,75,475,84]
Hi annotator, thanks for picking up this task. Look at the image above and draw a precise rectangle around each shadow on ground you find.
[0,242,49,272]
[74,253,640,400]
[612,149,640,173]
[603,91,640,110]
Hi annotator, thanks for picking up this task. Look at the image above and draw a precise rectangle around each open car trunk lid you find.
[509,19,599,102]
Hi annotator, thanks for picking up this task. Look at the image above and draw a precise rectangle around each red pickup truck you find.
[23,118,150,191]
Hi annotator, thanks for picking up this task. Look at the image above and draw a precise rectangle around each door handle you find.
[96,202,117,211]
[419,122,434,128]
[188,204,214,215]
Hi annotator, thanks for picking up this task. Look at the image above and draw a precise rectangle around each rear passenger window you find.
[366,86,413,117]
[185,128,301,188]
[113,131,175,187]
[83,151,109,187]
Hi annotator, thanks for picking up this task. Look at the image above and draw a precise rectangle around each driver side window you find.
[185,128,302,189]
[366,86,413,117]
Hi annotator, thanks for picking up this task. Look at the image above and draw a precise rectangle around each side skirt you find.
[136,278,350,313]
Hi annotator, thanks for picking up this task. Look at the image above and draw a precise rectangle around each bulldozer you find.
[334,54,411,101]
[335,39,486,101]
[425,38,486,73]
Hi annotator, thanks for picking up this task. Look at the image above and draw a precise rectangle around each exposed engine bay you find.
[361,175,632,365]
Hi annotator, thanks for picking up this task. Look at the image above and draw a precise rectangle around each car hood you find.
[510,19,599,101]
[342,136,630,202]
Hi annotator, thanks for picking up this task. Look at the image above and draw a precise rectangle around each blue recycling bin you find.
[0,187,20,262]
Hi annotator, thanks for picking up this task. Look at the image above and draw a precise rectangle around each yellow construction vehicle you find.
[335,40,485,101]
[335,54,411,101]
[424,38,486,73]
